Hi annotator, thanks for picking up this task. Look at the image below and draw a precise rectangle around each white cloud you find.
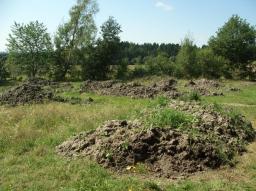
[155,0,173,12]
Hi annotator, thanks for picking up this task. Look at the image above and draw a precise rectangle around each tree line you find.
[0,0,255,82]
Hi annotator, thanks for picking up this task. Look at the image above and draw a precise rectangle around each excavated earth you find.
[57,101,256,178]
[80,79,181,99]
[0,79,93,106]
[0,79,54,106]
[185,79,224,96]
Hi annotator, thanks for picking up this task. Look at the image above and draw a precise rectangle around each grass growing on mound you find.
[135,96,196,130]
[144,108,195,129]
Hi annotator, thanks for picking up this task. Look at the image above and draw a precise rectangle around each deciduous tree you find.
[53,0,98,80]
[209,15,256,76]
[7,21,52,78]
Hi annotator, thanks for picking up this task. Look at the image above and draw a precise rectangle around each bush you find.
[0,53,9,82]
[175,37,200,78]
[197,48,229,79]
[145,52,174,76]
[115,58,128,79]
[129,65,148,78]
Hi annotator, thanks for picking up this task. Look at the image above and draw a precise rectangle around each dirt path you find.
[222,103,256,107]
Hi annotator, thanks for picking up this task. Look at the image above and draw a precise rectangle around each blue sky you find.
[0,0,255,51]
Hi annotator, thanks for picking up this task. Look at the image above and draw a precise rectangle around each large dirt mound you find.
[57,101,255,178]
[185,79,224,96]
[0,79,94,106]
[0,80,54,106]
[80,79,180,99]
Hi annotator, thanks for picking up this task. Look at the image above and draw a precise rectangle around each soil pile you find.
[57,101,255,178]
[185,79,224,96]
[80,79,180,99]
[0,79,93,106]
[0,80,53,106]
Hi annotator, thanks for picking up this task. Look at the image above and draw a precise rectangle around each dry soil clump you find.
[185,79,224,96]
[80,79,180,99]
[57,101,255,178]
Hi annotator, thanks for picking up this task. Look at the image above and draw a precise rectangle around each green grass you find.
[204,81,256,105]
[1,80,256,190]
[143,108,195,129]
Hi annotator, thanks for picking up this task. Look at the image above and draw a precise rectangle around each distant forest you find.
[0,0,255,82]
[120,42,180,65]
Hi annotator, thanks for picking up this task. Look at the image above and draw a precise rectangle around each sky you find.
[0,0,255,51]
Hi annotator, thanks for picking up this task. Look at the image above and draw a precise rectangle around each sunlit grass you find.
[1,80,256,190]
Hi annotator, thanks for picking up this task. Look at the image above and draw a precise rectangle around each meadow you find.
[0,78,256,191]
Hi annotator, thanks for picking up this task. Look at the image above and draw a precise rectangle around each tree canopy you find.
[7,21,52,78]
[53,0,99,80]
[175,37,199,78]
[82,16,122,80]
[209,15,256,72]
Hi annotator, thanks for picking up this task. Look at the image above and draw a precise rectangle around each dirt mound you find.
[0,80,93,106]
[0,81,54,106]
[57,101,255,178]
[80,79,180,99]
[185,79,224,96]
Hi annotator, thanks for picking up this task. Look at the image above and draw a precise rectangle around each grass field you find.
[0,79,256,191]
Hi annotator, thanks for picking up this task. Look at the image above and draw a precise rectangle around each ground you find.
[0,77,256,191]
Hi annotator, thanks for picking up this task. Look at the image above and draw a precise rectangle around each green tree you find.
[82,16,122,80]
[0,53,9,82]
[115,58,129,79]
[175,37,199,78]
[53,0,98,81]
[197,48,229,79]
[145,52,174,76]
[7,21,52,78]
[209,15,256,76]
